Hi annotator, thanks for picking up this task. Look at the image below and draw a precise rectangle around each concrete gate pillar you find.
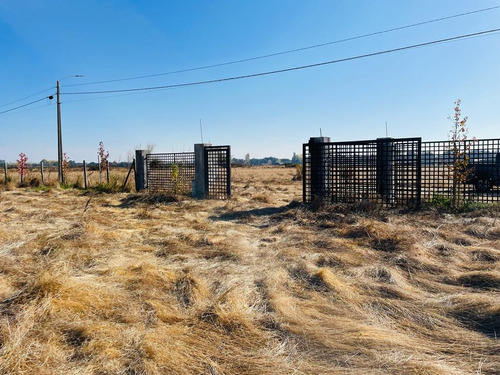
[134,150,148,192]
[193,143,211,198]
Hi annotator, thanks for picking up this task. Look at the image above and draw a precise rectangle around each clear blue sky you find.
[1,0,499,162]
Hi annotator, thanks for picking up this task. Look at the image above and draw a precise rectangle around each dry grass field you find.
[0,166,499,374]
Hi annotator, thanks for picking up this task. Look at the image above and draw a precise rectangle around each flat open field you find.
[0,166,499,374]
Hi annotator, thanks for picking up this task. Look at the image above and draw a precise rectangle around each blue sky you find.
[1,0,499,162]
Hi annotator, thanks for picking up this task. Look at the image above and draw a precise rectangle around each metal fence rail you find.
[146,152,195,193]
[205,146,231,199]
[422,139,500,204]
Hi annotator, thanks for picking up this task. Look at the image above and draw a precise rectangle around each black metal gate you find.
[204,146,231,199]
[303,138,421,207]
[146,152,195,193]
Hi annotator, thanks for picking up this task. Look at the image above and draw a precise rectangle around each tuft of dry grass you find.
[0,166,499,374]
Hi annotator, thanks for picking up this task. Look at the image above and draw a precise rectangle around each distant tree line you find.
[3,153,304,168]
[232,152,303,166]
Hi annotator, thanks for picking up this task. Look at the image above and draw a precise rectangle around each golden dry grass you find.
[0,165,499,374]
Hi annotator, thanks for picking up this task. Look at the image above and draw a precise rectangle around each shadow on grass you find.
[450,308,500,338]
[116,193,185,208]
[209,201,301,222]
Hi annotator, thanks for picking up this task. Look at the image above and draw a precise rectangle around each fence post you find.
[376,138,395,205]
[122,159,135,190]
[309,137,331,204]
[106,160,110,184]
[83,160,88,189]
[134,150,148,191]
[193,143,211,198]
[4,161,8,185]
[40,161,45,184]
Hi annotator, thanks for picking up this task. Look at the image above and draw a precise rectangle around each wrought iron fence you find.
[422,139,500,204]
[146,152,195,193]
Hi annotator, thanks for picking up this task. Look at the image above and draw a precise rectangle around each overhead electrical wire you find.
[0,104,53,118]
[3,5,498,112]
[0,96,53,116]
[0,87,55,109]
[2,27,499,117]
[62,28,500,96]
[64,5,500,87]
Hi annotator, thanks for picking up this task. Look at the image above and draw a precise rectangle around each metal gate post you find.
[134,150,148,192]
[226,148,231,198]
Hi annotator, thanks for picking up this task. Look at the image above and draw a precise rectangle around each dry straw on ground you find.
[0,166,499,374]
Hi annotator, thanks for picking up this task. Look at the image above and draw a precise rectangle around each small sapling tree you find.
[98,141,110,184]
[448,99,473,209]
[62,152,70,183]
[16,153,29,184]
[171,163,180,194]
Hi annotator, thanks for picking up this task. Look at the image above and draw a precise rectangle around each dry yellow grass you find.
[0,165,499,374]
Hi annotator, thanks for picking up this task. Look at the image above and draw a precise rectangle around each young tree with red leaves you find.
[16,153,29,184]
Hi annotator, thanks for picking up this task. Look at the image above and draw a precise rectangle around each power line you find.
[63,28,500,96]
[63,90,156,104]
[64,5,500,88]
[0,96,53,116]
[0,104,53,119]
[0,87,55,109]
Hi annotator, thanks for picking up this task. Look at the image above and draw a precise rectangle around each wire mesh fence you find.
[146,152,195,193]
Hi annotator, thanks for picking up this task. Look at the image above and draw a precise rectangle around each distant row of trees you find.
[232,152,303,166]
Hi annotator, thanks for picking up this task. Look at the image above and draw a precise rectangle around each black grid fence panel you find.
[325,141,379,204]
[392,138,421,207]
[303,138,421,207]
[422,139,500,204]
[205,146,231,200]
[146,152,195,193]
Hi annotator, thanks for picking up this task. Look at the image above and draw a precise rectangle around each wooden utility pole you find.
[54,75,83,184]
[57,80,63,183]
